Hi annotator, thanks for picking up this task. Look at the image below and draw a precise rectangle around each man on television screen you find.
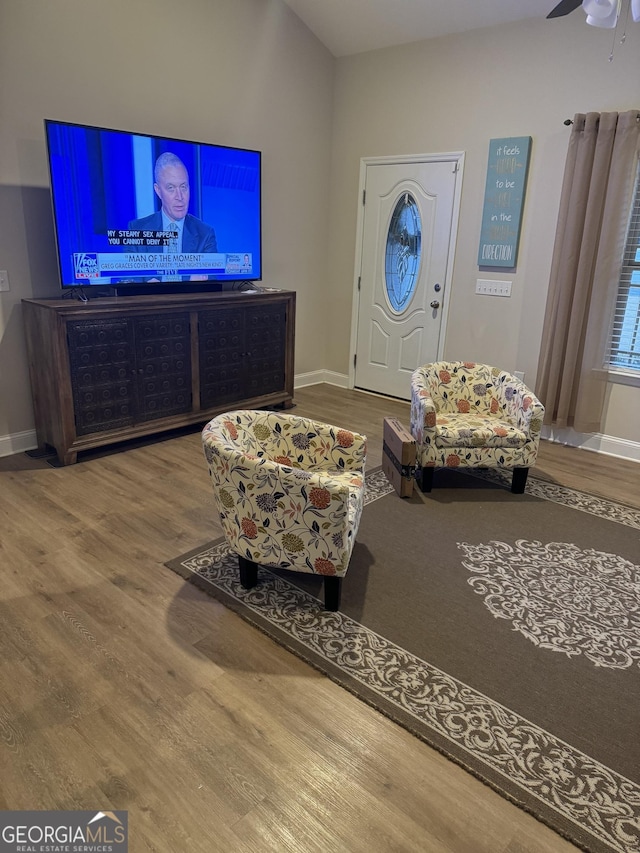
[129,152,217,253]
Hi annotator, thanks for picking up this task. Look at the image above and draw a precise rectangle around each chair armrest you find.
[410,368,438,444]
[494,372,545,437]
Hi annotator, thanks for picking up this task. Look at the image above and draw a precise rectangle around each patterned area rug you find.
[166,467,640,853]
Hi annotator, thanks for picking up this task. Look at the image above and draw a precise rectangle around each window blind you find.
[605,158,640,371]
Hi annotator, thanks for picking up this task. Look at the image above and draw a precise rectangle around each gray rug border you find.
[166,468,640,853]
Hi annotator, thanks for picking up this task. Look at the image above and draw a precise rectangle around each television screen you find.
[44,119,262,292]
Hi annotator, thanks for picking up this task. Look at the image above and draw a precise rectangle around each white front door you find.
[353,157,461,399]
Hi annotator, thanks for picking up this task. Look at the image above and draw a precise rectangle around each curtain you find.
[535,110,640,433]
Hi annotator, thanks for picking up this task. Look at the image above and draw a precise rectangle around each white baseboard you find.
[294,370,349,389]
[541,425,640,464]
[0,429,38,458]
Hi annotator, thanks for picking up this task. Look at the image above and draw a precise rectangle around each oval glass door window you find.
[385,192,422,313]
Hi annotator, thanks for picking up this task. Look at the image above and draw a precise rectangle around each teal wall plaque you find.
[478,136,532,269]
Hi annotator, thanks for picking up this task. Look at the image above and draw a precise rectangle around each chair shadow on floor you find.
[164,540,375,672]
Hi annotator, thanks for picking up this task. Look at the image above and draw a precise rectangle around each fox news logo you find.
[73,253,100,279]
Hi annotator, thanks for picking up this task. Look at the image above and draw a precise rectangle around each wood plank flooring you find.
[0,384,637,852]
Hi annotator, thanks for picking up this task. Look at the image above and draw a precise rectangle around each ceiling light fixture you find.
[582,0,621,28]
[548,0,640,55]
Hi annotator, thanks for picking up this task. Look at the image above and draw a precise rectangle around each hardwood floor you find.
[0,384,637,852]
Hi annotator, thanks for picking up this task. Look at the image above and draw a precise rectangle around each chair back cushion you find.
[426,361,502,415]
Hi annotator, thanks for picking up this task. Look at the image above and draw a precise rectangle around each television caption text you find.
[107,229,175,247]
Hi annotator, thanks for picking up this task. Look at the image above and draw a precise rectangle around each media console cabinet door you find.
[199,306,244,408]
[198,300,287,409]
[245,301,288,398]
[67,313,193,435]
[133,313,192,422]
[67,317,136,435]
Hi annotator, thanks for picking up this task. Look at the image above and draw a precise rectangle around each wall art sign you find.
[478,136,532,269]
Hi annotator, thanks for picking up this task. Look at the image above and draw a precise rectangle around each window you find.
[606,158,640,371]
[384,192,421,313]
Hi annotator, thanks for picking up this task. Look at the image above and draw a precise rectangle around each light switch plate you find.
[0,270,9,292]
[476,279,511,297]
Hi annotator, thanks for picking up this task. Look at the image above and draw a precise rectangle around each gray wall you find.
[0,0,334,448]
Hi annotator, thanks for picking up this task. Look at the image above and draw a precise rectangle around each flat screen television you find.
[44,119,262,295]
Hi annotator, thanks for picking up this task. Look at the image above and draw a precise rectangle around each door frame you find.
[348,151,465,393]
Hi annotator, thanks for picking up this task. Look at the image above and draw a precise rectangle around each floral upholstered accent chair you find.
[410,361,545,494]
[202,410,367,611]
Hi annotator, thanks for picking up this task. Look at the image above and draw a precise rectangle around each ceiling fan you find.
[547,0,585,17]
[547,0,640,26]
[547,0,583,16]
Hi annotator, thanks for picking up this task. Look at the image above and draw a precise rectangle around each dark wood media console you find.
[22,289,296,465]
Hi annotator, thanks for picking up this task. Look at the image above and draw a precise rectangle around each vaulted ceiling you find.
[281,0,562,57]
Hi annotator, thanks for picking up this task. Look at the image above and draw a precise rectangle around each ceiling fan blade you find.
[547,0,583,17]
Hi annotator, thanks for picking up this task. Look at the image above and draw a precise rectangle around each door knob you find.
[430,300,440,309]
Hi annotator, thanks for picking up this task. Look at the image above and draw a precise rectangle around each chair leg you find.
[511,467,529,494]
[324,576,342,611]
[238,556,259,589]
[416,465,434,493]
